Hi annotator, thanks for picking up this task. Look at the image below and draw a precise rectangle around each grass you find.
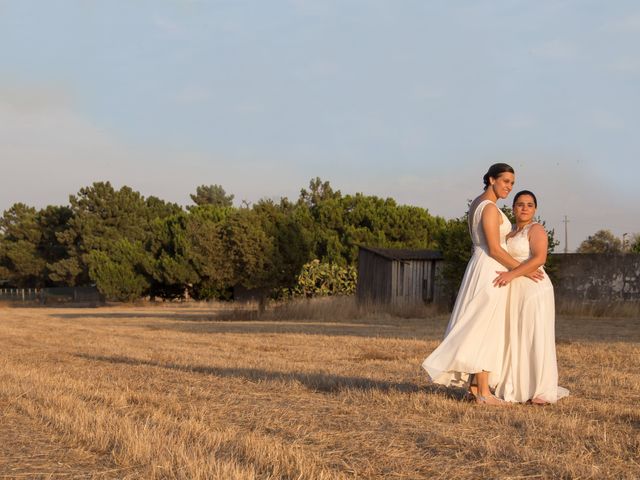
[555,298,640,318]
[0,298,639,479]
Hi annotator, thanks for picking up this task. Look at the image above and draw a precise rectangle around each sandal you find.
[476,394,507,406]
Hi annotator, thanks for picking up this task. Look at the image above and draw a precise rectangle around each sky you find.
[1,1,639,251]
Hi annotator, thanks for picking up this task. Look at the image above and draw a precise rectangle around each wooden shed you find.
[356,246,444,305]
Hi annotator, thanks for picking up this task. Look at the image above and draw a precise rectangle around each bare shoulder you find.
[529,223,547,234]
[528,223,548,241]
[481,201,501,222]
[480,200,499,215]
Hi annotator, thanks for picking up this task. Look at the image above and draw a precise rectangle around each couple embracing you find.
[422,163,569,405]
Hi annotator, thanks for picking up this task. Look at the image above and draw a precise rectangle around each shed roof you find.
[359,245,443,261]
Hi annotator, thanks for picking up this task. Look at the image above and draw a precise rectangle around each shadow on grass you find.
[52,311,444,340]
[52,310,261,321]
[555,315,640,343]
[73,353,464,400]
[141,320,433,340]
[52,311,640,343]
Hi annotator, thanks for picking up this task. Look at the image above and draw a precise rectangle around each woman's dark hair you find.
[512,190,538,207]
[483,163,515,190]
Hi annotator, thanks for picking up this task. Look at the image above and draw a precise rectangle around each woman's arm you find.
[493,223,548,287]
[481,203,520,270]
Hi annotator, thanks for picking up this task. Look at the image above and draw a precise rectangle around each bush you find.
[288,260,357,298]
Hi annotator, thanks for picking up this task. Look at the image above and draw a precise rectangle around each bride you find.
[422,164,543,405]
[493,190,570,404]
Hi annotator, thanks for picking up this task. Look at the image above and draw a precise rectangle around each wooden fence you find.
[0,287,104,305]
[0,288,42,302]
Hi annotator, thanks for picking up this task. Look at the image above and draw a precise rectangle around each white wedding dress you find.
[422,200,511,388]
[494,223,570,403]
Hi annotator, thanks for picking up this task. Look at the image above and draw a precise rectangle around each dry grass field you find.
[0,299,639,479]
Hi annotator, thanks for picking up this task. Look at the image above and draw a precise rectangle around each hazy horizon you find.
[2,1,639,251]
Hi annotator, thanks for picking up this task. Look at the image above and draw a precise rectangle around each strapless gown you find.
[494,222,569,403]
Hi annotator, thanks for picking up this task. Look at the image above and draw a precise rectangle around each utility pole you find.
[563,215,569,253]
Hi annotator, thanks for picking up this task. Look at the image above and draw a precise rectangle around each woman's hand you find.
[493,270,515,288]
[494,268,544,287]
[525,269,545,282]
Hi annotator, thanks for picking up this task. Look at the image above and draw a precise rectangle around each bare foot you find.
[476,394,507,406]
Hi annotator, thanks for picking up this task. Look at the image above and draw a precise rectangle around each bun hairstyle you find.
[483,163,515,190]
[512,190,538,208]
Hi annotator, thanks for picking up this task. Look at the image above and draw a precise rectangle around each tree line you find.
[1,178,634,302]
[575,229,640,254]
[0,179,447,301]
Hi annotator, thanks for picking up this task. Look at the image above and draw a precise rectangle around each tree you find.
[0,204,45,286]
[182,206,237,300]
[37,205,75,268]
[148,204,279,301]
[184,207,275,300]
[146,211,200,300]
[432,215,471,307]
[630,234,640,254]
[0,204,72,287]
[297,178,445,267]
[252,198,312,290]
[87,239,151,302]
[576,230,623,253]
[49,182,180,294]
[189,184,234,209]
[298,177,341,209]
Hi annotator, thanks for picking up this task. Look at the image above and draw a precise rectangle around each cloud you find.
[411,85,445,101]
[503,114,537,130]
[174,84,214,104]
[530,40,576,60]
[2,81,637,251]
[0,85,115,167]
[288,0,332,17]
[294,60,339,80]
[152,15,181,34]
[601,13,640,33]
[0,83,307,211]
[589,111,625,130]
[0,85,73,113]
[233,101,264,114]
[608,56,640,74]
[0,84,190,208]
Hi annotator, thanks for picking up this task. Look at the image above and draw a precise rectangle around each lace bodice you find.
[506,222,537,261]
[469,200,511,249]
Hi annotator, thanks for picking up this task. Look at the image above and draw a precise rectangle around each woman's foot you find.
[476,394,507,406]
[464,383,479,402]
[464,374,479,401]
[531,397,550,406]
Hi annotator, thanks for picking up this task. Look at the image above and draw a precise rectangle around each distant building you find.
[356,246,444,305]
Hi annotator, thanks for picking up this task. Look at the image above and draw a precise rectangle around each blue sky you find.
[1,1,639,250]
